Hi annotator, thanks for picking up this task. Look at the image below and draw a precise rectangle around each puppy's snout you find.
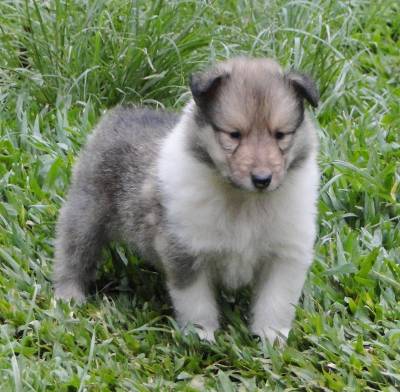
[251,173,272,189]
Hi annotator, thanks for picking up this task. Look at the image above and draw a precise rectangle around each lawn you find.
[0,0,399,390]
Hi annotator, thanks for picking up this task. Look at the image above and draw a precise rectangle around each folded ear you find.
[285,71,319,108]
[189,70,229,108]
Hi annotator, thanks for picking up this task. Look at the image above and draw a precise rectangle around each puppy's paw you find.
[251,324,289,345]
[183,323,217,343]
[54,281,86,304]
[195,325,217,342]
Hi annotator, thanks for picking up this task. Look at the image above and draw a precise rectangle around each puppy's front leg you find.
[167,268,219,341]
[156,234,219,341]
[251,252,312,343]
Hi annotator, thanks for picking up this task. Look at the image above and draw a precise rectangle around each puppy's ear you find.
[286,71,319,108]
[189,71,229,108]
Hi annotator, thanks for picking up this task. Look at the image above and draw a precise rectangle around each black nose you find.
[251,174,272,189]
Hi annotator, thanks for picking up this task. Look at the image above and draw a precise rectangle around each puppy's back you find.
[69,106,178,196]
[54,106,178,299]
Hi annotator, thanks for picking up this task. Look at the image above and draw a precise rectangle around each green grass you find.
[1,0,399,390]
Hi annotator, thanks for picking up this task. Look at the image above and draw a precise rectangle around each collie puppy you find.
[54,57,320,342]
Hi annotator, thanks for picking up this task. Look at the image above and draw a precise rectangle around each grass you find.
[0,0,399,390]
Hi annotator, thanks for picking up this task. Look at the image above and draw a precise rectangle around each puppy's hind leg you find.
[53,191,108,303]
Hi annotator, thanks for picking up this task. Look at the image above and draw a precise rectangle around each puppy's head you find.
[188,57,319,192]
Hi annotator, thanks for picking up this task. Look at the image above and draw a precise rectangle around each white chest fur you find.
[157,121,319,289]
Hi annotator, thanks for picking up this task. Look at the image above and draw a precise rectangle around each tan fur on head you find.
[189,57,319,192]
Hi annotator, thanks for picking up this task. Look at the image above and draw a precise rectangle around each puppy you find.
[54,57,320,342]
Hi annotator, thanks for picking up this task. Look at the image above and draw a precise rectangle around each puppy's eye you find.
[229,131,241,140]
[275,131,286,140]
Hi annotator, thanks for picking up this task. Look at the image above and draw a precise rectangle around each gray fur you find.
[157,231,201,289]
[185,130,215,168]
[54,107,179,298]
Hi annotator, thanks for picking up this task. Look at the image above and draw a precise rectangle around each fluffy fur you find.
[54,57,320,342]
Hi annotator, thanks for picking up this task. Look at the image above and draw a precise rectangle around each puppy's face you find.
[189,57,319,192]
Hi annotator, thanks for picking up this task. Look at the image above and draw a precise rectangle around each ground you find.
[0,0,399,390]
